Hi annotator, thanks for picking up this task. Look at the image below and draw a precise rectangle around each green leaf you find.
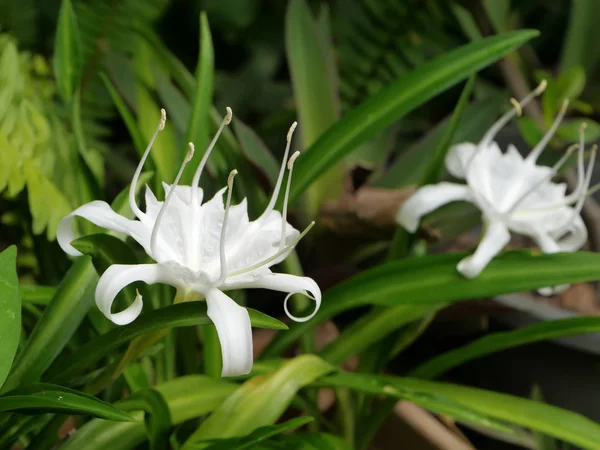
[482,0,510,33]
[45,303,287,384]
[271,432,352,450]
[317,371,600,450]
[183,355,333,446]
[181,12,214,185]
[286,0,342,212]
[560,0,600,75]
[59,375,238,450]
[262,251,600,357]
[557,119,600,143]
[120,389,171,450]
[53,0,82,102]
[1,257,97,394]
[421,74,475,185]
[318,304,438,365]
[196,417,314,450]
[411,316,600,380]
[0,246,20,389]
[233,120,279,184]
[531,385,559,450]
[101,73,147,158]
[289,30,539,201]
[19,285,55,306]
[0,383,133,421]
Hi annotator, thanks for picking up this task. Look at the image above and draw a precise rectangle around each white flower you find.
[58,108,320,377]
[397,81,595,292]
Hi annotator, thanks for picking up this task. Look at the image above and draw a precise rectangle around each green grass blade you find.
[0,384,133,422]
[0,247,20,389]
[59,375,238,450]
[262,251,600,357]
[411,316,600,380]
[1,258,97,394]
[181,12,214,185]
[45,303,287,384]
[183,355,332,446]
[53,0,81,102]
[317,371,600,450]
[289,30,539,201]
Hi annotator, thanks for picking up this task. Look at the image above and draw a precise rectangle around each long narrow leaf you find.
[289,30,538,201]
[1,257,97,393]
[0,247,20,389]
[317,371,600,450]
[263,251,600,357]
[0,384,133,421]
[45,303,287,384]
[53,0,81,102]
[181,12,214,185]
[411,316,600,380]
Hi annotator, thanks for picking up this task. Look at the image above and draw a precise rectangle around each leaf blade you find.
[0,247,20,389]
[289,30,539,201]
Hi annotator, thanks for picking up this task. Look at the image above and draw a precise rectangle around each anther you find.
[129,108,168,218]
[509,98,522,116]
[534,79,547,96]
[225,106,233,125]
[159,108,166,131]
[287,121,298,142]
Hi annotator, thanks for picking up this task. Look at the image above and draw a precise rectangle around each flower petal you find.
[532,233,570,296]
[95,264,172,325]
[205,288,253,377]
[58,201,147,256]
[224,273,321,322]
[396,183,472,233]
[555,214,587,252]
[457,221,510,279]
[445,143,477,178]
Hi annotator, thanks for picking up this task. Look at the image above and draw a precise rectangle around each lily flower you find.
[397,81,594,290]
[58,108,320,376]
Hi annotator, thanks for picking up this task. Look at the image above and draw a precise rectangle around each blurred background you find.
[2,1,600,449]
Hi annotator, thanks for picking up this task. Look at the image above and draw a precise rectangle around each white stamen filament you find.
[563,122,587,204]
[227,221,315,278]
[129,108,166,218]
[190,107,233,205]
[218,169,237,284]
[514,145,597,217]
[150,143,195,258]
[280,151,300,251]
[479,80,547,148]
[527,99,569,162]
[261,121,297,221]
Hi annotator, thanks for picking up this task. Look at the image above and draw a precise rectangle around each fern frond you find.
[336,0,460,109]
[0,34,74,239]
